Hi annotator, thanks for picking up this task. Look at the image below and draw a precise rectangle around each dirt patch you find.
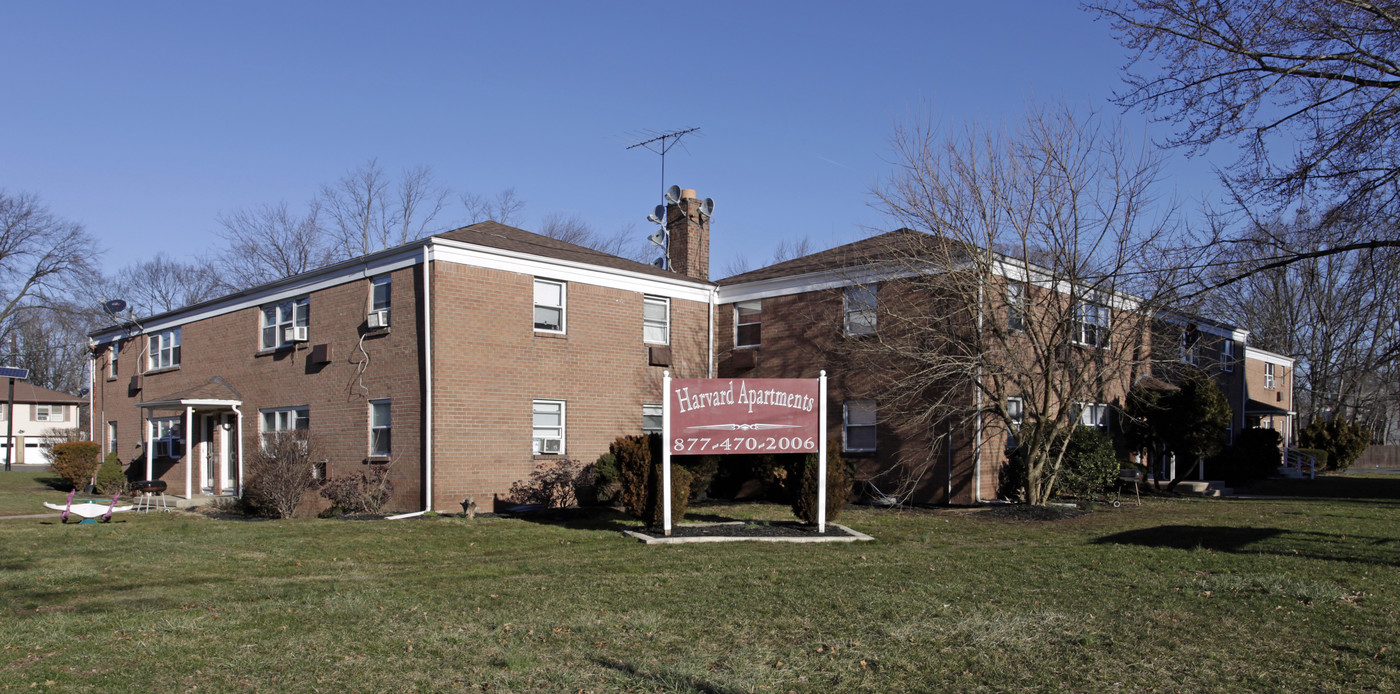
[635,520,858,539]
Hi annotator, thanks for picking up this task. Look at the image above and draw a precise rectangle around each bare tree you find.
[0,191,99,338]
[723,237,817,278]
[1087,0,1400,253]
[320,159,450,258]
[108,253,224,316]
[213,201,338,290]
[859,104,1179,505]
[461,187,526,226]
[538,212,651,261]
[6,303,93,394]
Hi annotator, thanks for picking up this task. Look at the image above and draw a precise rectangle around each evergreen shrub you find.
[95,452,126,495]
[50,441,102,490]
[613,434,694,526]
[791,443,853,525]
[1299,418,1372,471]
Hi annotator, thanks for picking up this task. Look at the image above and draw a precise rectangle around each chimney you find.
[666,188,710,281]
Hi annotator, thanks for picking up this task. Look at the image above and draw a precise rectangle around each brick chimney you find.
[666,188,710,281]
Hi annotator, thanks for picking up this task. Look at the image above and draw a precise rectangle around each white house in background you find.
[1,382,87,465]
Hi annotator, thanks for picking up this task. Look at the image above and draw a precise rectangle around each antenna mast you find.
[627,127,700,199]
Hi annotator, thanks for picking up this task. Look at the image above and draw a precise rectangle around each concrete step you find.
[1171,480,1233,497]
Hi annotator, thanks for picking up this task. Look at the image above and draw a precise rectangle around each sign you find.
[668,378,821,455]
[0,367,28,380]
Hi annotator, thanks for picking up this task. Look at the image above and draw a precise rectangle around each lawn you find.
[1,470,1397,692]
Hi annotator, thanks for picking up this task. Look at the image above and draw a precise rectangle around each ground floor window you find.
[843,400,876,452]
[642,404,663,435]
[369,399,391,458]
[533,400,565,454]
[151,417,184,459]
[108,421,118,457]
[1076,402,1109,429]
[260,407,309,448]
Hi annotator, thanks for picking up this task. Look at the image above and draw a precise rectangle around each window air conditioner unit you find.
[284,325,309,343]
[367,309,390,329]
[540,438,562,454]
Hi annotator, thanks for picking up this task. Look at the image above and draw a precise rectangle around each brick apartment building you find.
[89,191,1295,509]
[88,191,717,512]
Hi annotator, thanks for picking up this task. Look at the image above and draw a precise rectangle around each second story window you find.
[1007,282,1026,332]
[370,275,391,327]
[844,285,877,336]
[262,298,309,350]
[534,279,565,332]
[735,300,762,348]
[1077,402,1110,429]
[1075,302,1111,348]
[34,404,67,422]
[643,295,670,344]
[1265,362,1276,389]
[148,328,181,370]
[109,341,119,378]
[1221,339,1235,372]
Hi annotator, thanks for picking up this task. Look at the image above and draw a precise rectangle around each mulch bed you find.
[635,520,856,539]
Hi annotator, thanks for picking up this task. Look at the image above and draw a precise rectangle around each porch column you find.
[144,410,153,481]
[234,405,244,496]
[184,405,194,499]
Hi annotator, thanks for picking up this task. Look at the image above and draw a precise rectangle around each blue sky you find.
[1,1,1220,277]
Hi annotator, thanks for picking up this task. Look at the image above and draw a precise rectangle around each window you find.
[261,298,309,350]
[151,417,184,459]
[532,400,565,454]
[642,404,663,435]
[371,275,391,324]
[34,405,67,422]
[148,328,181,370]
[369,399,391,458]
[108,422,118,456]
[260,407,309,448]
[1075,302,1111,348]
[1221,339,1235,372]
[534,279,565,332]
[1007,282,1025,332]
[1264,363,1276,389]
[643,295,670,344]
[844,285,877,336]
[109,341,119,378]
[1076,402,1110,429]
[1006,397,1024,430]
[735,300,761,348]
[1180,328,1200,365]
[843,400,877,452]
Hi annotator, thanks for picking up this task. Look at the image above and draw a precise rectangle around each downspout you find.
[973,272,985,503]
[707,286,716,378]
[233,404,244,496]
[390,244,434,520]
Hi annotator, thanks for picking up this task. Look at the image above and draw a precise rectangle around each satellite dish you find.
[648,229,667,247]
[647,204,665,224]
[665,185,682,204]
[652,257,667,269]
[647,213,662,224]
[102,299,128,316]
[700,198,715,217]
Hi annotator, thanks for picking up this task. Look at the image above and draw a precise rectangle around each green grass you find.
[1,472,1399,692]
[0,468,76,517]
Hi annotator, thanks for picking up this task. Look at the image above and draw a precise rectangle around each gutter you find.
[391,244,436,521]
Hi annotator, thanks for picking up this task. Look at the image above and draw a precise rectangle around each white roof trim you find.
[1244,346,1294,367]
[137,398,243,409]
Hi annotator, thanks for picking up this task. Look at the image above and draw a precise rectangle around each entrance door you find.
[220,416,236,493]
[201,415,216,492]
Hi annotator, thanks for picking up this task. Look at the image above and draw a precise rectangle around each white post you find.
[818,371,828,533]
[184,405,194,499]
[662,370,672,537]
[144,411,153,481]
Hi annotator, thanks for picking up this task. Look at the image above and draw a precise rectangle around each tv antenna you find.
[626,127,700,201]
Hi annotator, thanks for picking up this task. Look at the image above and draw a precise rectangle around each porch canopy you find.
[137,377,243,499]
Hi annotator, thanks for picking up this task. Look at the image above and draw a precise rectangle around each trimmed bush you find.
[506,458,591,508]
[646,464,693,528]
[1299,418,1372,471]
[1001,424,1119,502]
[791,443,853,525]
[50,441,102,491]
[95,452,126,495]
[592,452,621,505]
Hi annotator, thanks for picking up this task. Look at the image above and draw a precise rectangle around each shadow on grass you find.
[1095,525,1400,566]
[504,503,761,533]
[592,657,746,694]
[1239,475,1400,502]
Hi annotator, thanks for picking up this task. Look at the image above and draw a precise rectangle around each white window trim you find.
[1075,303,1111,348]
[371,275,391,311]
[1006,397,1024,430]
[369,399,391,458]
[261,298,309,350]
[843,400,877,453]
[35,404,68,422]
[735,300,761,348]
[1007,282,1025,332]
[148,328,181,370]
[1264,363,1276,389]
[260,407,310,448]
[1221,339,1235,372]
[1075,402,1110,429]
[533,279,566,334]
[151,416,184,459]
[642,403,663,435]
[108,421,118,457]
[643,295,670,345]
[532,399,566,455]
[843,285,877,337]
[109,341,119,378]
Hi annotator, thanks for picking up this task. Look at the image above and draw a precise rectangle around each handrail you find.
[1285,448,1317,480]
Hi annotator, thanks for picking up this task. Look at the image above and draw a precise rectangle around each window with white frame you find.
[532,400,565,454]
[109,341,119,378]
[261,298,309,350]
[642,403,663,435]
[369,399,391,458]
[534,279,565,332]
[1180,328,1200,365]
[1006,397,1024,430]
[643,295,670,344]
[735,300,761,348]
[844,285,877,336]
[151,417,184,459]
[260,406,309,448]
[1075,302,1111,348]
[1221,339,1235,372]
[148,328,181,370]
[1007,282,1026,332]
[1076,402,1110,429]
[34,404,67,422]
[843,400,877,452]
[371,275,391,323]
[1264,362,1276,389]
[108,421,118,456]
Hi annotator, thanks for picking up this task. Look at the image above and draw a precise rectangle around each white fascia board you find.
[89,249,424,344]
[989,257,1144,312]
[1157,312,1250,341]
[428,238,713,303]
[137,399,243,410]
[716,264,932,304]
[1244,346,1295,368]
